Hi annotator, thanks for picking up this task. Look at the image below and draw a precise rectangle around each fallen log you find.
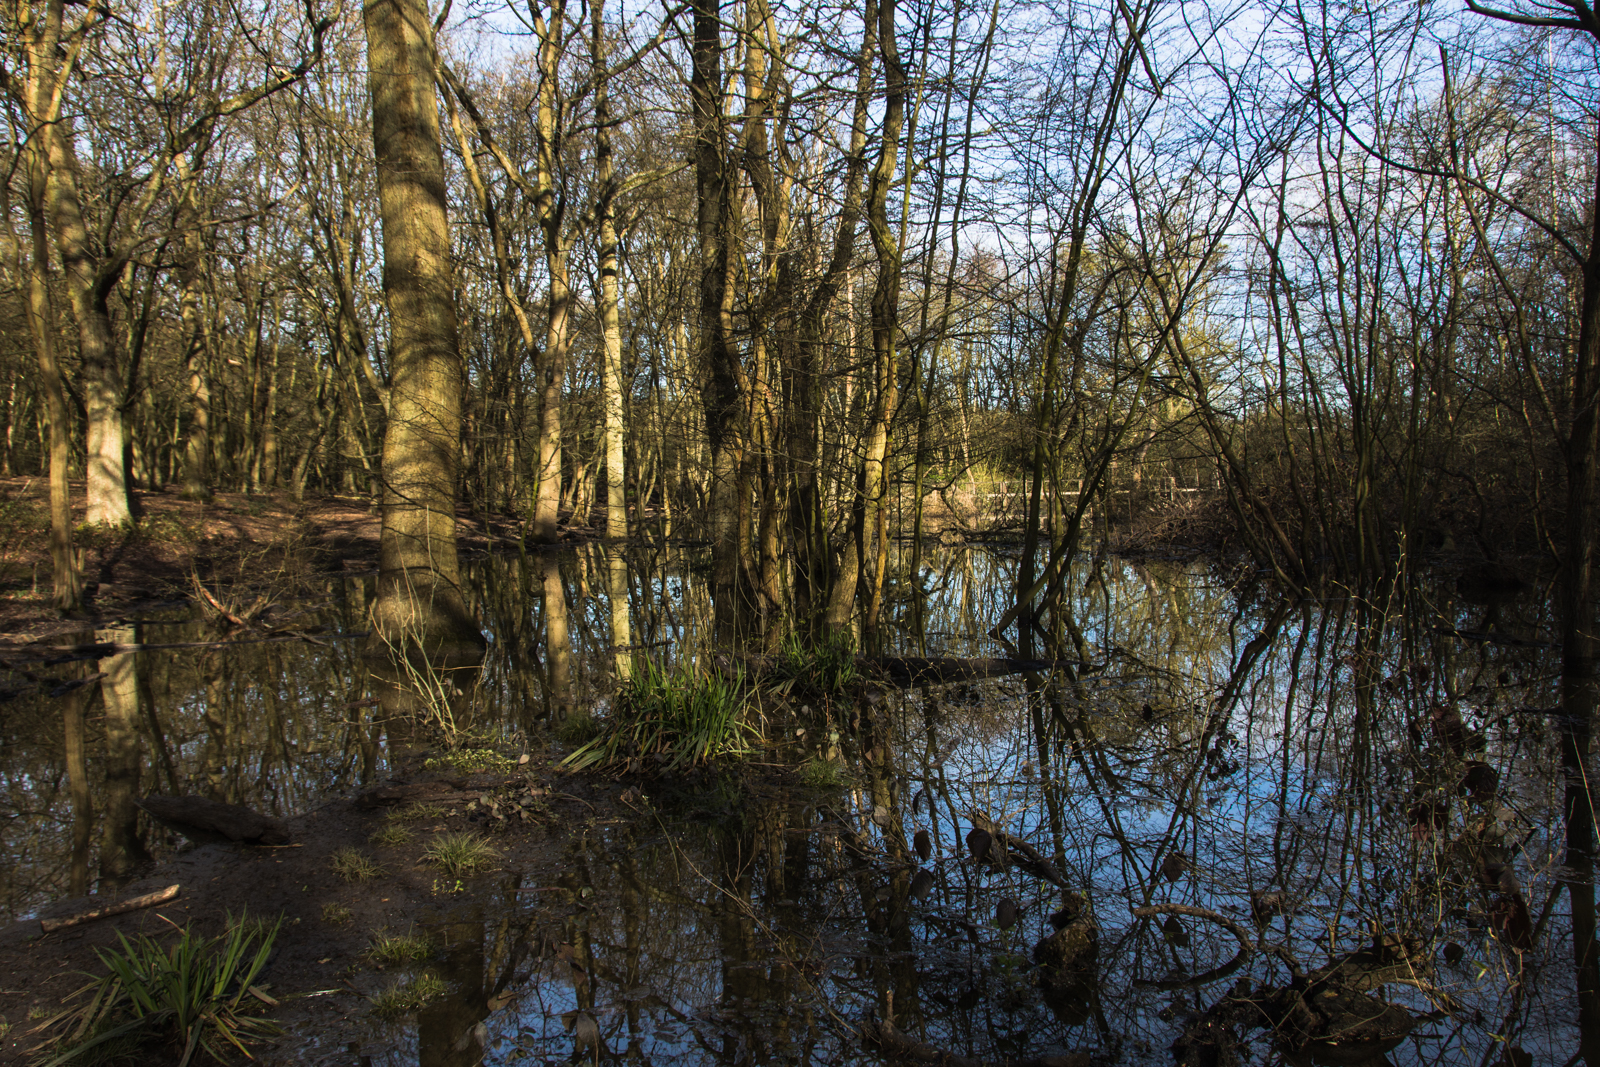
[40,884,180,933]
[136,795,291,845]
[732,652,1099,688]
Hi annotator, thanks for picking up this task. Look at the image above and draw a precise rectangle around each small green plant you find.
[565,658,757,774]
[422,832,498,878]
[772,630,859,700]
[367,930,434,967]
[320,902,353,925]
[369,972,447,1019]
[555,712,602,745]
[32,914,280,1067]
[330,848,384,883]
[799,756,846,788]
[424,747,515,774]
[385,802,446,823]
[369,824,413,847]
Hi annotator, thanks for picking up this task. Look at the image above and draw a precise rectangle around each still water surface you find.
[0,542,1571,1064]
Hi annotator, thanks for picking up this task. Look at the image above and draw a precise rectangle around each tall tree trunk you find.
[840,0,905,635]
[691,0,744,628]
[260,328,281,489]
[593,0,628,540]
[177,231,213,500]
[784,4,876,633]
[48,123,132,527]
[363,0,480,653]
[12,0,81,610]
[528,0,573,544]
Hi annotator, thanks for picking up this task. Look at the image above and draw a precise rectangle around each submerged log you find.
[734,652,1098,688]
[136,795,290,845]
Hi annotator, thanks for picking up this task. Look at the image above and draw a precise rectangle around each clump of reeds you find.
[564,658,757,774]
[31,913,280,1067]
[770,631,859,700]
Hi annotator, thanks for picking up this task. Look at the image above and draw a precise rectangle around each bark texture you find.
[364,0,481,652]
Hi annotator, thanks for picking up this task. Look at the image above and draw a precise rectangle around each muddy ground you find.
[0,480,620,1065]
[0,752,642,1066]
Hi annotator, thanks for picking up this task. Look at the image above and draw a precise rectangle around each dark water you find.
[0,542,1572,1064]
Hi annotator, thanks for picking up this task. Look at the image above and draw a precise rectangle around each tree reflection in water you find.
[0,542,1573,1063]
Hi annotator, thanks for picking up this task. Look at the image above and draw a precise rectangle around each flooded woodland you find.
[10,0,1600,1058]
[0,536,1575,1066]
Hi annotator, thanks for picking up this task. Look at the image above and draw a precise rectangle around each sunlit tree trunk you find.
[48,121,133,528]
[176,172,214,500]
[363,0,480,652]
[11,0,81,610]
[592,0,628,541]
[527,0,574,544]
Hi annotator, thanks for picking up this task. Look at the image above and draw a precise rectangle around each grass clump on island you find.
[422,831,499,878]
[770,630,859,700]
[330,847,384,883]
[564,658,758,774]
[367,930,434,967]
[31,913,280,1067]
[370,972,448,1019]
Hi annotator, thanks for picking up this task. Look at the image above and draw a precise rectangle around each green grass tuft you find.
[564,658,756,774]
[421,832,498,878]
[367,930,434,967]
[369,972,447,1019]
[320,902,353,925]
[330,847,384,883]
[772,631,859,700]
[369,824,413,847]
[32,913,280,1067]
